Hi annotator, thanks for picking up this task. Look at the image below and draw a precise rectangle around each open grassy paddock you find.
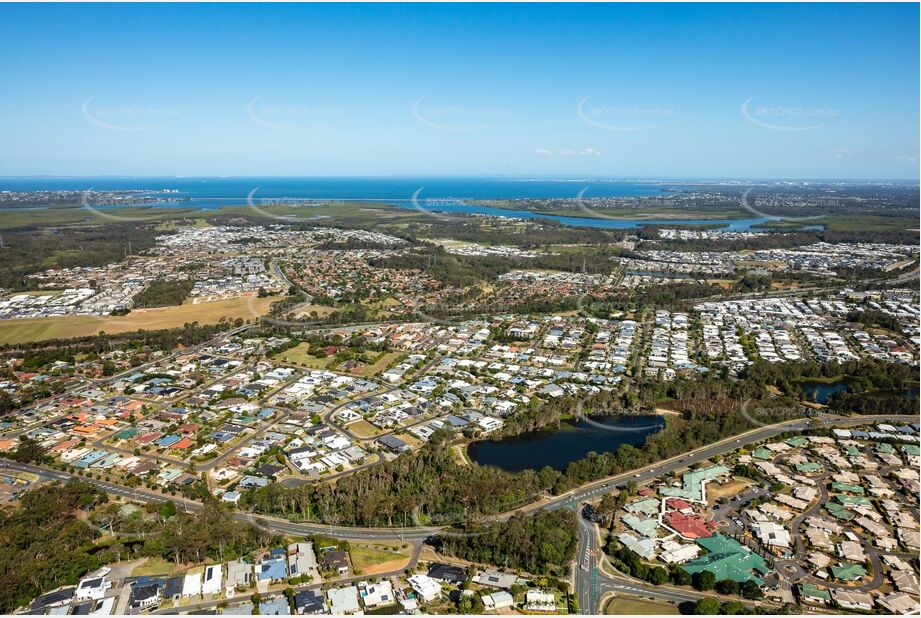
[0,296,277,344]
[604,596,680,615]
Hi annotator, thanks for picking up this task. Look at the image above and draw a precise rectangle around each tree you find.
[669,567,692,587]
[159,501,177,519]
[647,567,668,586]
[720,601,746,614]
[740,580,763,600]
[715,579,740,595]
[10,437,50,465]
[101,360,117,376]
[693,598,721,615]
[692,570,716,591]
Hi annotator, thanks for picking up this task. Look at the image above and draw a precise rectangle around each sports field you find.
[0,296,277,344]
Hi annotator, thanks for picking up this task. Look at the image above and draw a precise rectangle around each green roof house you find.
[660,465,729,503]
[682,534,769,585]
[831,482,865,495]
[830,563,867,582]
[798,583,831,605]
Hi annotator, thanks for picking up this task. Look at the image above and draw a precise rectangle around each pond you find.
[799,379,849,404]
[467,415,665,473]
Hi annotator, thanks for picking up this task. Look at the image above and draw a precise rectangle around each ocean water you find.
[0,176,774,230]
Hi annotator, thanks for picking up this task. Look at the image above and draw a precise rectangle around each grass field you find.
[0,296,277,344]
[131,556,183,577]
[353,351,403,377]
[604,597,680,615]
[349,541,412,576]
[272,342,335,368]
[290,304,337,319]
[0,200,411,230]
[348,420,385,439]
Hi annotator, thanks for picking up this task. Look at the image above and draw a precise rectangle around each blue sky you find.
[0,3,917,179]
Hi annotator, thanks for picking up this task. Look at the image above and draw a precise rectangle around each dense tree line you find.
[0,222,165,290]
[242,429,544,527]
[0,481,107,612]
[433,510,578,576]
[0,480,276,613]
[387,218,627,248]
[0,321,241,361]
[132,279,195,308]
[740,358,919,408]
[241,388,796,526]
[845,308,902,332]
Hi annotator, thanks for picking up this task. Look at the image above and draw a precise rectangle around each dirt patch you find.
[707,477,755,505]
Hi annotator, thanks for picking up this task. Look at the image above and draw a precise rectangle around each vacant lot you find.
[272,342,334,368]
[353,351,403,377]
[707,477,756,505]
[349,541,412,575]
[348,420,384,439]
[604,596,679,615]
[0,296,276,344]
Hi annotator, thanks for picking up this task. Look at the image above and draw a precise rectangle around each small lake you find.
[467,415,665,473]
[799,380,849,403]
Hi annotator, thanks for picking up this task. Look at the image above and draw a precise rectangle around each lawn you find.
[0,296,278,344]
[131,556,182,577]
[289,304,337,319]
[604,596,680,615]
[272,343,335,368]
[348,420,384,438]
[349,541,412,576]
[353,351,403,377]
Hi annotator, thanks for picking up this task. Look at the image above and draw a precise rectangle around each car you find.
[633,473,641,478]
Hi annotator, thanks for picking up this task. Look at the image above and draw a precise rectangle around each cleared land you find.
[347,420,385,439]
[604,596,680,615]
[706,477,755,505]
[352,351,403,377]
[0,296,277,344]
[349,541,412,576]
[272,343,335,368]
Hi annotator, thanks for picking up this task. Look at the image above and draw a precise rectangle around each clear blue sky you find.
[0,3,917,179]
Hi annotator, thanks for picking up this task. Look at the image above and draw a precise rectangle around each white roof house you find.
[407,574,442,602]
[327,586,361,615]
[182,572,202,598]
[202,564,222,596]
[359,580,394,609]
[481,591,514,611]
[76,576,110,601]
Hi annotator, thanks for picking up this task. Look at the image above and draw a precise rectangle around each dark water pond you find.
[467,415,664,473]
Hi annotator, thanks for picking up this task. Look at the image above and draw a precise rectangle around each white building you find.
[202,564,222,596]
[407,574,442,602]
